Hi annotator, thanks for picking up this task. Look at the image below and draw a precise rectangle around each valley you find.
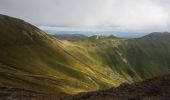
[0,14,170,99]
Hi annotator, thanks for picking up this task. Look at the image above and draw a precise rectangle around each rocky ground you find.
[0,87,59,100]
[0,75,170,100]
[60,75,170,100]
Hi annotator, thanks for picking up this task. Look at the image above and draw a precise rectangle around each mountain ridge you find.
[0,14,125,95]
[0,14,170,97]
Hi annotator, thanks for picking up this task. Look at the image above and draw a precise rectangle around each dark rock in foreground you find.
[0,87,57,100]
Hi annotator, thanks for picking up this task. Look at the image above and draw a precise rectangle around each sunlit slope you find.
[68,36,142,82]
[0,15,126,95]
[68,34,170,81]
[1,14,170,95]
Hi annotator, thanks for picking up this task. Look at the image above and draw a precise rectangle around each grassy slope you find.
[68,34,170,82]
[0,15,170,95]
[122,33,170,78]
[68,36,142,82]
[0,15,126,95]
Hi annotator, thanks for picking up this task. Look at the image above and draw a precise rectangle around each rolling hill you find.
[0,14,170,98]
[0,14,126,95]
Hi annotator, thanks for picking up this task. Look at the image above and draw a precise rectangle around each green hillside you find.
[0,14,170,95]
[123,33,170,78]
[0,15,126,95]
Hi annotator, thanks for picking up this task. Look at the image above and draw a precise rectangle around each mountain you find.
[0,15,125,95]
[123,32,170,78]
[53,34,87,40]
[67,32,170,80]
[52,33,118,40]
[0,14,170,98]
[42,29,147,39]
[142,32,170,39]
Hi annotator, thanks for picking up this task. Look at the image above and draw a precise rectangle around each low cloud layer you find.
[1,0,170,32]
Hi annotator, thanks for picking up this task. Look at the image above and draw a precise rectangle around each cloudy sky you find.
[1,0,170,33]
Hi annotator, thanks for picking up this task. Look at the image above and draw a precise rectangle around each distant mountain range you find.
[0,14,170,99]
[43,29,148,39]
[53,34,87,40]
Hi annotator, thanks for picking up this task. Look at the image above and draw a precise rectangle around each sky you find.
[1,0,170,33]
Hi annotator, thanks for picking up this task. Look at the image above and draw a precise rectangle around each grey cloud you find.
[0,0,170,32]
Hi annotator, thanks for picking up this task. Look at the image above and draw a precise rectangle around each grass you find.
[0,14,170,95]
